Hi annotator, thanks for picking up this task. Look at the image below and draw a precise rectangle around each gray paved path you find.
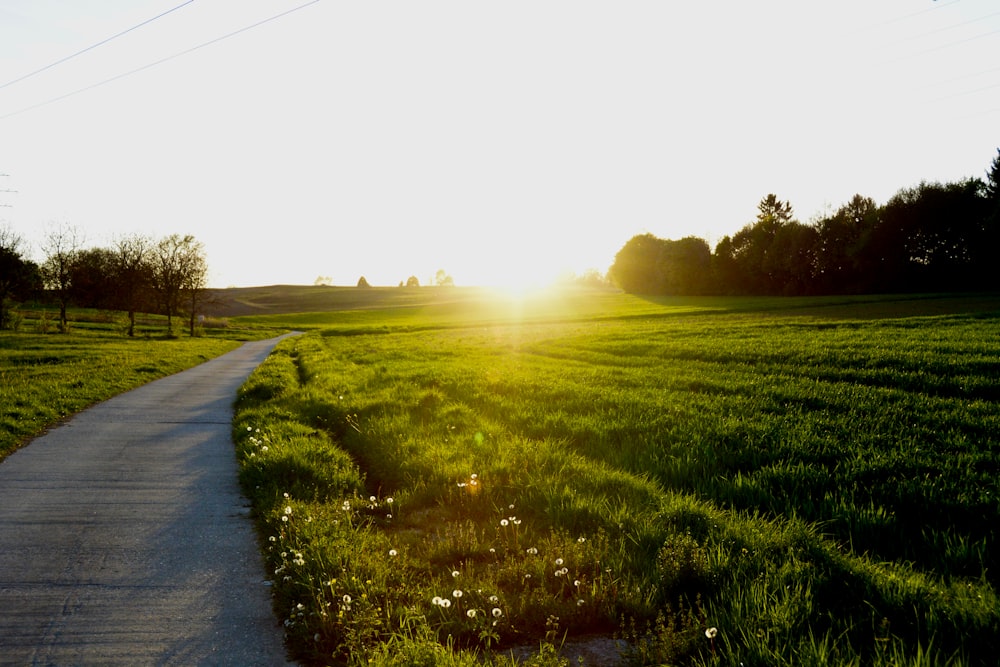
[0,334,299,666]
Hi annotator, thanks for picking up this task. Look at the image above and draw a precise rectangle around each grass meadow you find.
[230,290,1000,666]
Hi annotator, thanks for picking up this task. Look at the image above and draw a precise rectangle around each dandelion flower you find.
[386,497,394,504]
[492,608,503,618]
[283,492,290,498]
[441,599,452,608]
[574,580,581,587]
[370,495,377,502]
[705,627,718,639]
[470,473,478,480]
[489,595,499,603]
[577,537,586,543]
[500,519,509,527]
[389,549,398,557]
[555,558,564,566]
[284,506,293,515]
[453,589,463,599]
[432,596,443,606]
[577,599,585,606]
[452,570,460,578]
[467,609,477,618]
[526,547,538,555]
[281,515,288,523]
[343,595,352,604]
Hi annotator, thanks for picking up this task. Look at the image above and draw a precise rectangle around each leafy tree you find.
[405,275,420,287]
[434,269,454,287]
[0,225,40,329]
[876,180,987,291]
[39,222,83,331]
[725,194,797,293]
[609,233,667,294]
[357,276,371,288]
[661,236,713,295]
[69,247,117,309]
[814,194,879,293]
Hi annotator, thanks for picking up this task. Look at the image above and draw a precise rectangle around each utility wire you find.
[0,0,323,121]
[0,0,196,91]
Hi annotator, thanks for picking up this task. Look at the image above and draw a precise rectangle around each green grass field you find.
[3,289,998,665]
[228,290,1000,666]
[0,308,279,459]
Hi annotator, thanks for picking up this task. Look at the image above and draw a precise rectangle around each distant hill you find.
[204,285,525,318]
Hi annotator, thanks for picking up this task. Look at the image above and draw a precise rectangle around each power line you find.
[0,0,323,121]
[0,1,197,91]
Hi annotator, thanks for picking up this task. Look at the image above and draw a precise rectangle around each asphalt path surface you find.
[0,334,299,666]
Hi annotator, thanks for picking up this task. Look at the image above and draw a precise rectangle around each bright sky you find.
[2,1,999,288]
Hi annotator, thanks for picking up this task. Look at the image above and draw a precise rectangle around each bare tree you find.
[111,233,153,337]
[179,238,209,336]
[40,222,83,331]
[152,234,205,334]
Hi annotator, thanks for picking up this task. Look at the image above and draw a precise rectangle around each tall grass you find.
[233,295,1000,665]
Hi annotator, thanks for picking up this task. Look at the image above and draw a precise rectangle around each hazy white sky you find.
[2,1,999,288]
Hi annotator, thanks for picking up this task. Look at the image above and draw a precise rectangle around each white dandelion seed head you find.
[578,537,586,543]
[705,627,718,639]
[343,595,352,604]
[492,607,503,618]
[452,589,463,598]
[441,599,452,608]
[574,579,581,587]
[467,609,477,618]
[470,473,478,480]
[370,495,377,503]
[452,570,460,578]
[389,549,398,557]
[432,596,443,606]
[555,558,564,566]
[577,599,585,606]
[500,519,509,527]
[386,497,394,504]
[284,506,293,515]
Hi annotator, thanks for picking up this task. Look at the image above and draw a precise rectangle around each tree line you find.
[609,149,1000,296]
[0,225,209,336]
